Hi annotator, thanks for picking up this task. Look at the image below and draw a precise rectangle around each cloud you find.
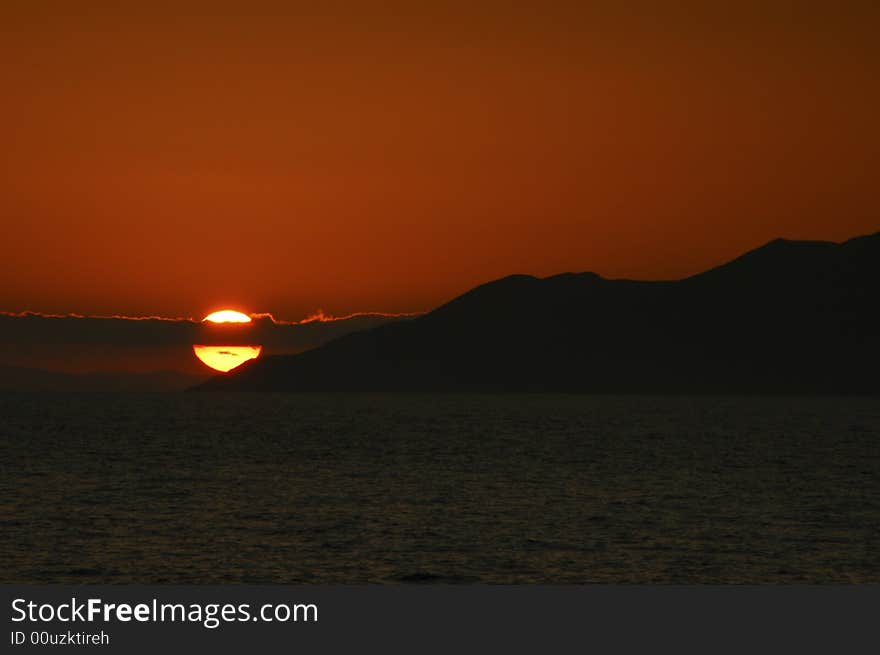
[0,310,419,375]
[1,311,195,322]
[250,309,422,325]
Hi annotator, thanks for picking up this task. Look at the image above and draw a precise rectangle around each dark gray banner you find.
[2,586,876,653]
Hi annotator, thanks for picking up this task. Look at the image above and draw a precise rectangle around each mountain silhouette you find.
[194,232,880,393]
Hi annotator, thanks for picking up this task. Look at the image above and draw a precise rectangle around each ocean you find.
[1,393,877,583]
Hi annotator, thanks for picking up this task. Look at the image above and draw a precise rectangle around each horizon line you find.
[0,309,425,325]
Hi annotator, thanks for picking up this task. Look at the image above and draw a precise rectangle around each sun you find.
[194,309,262,372]
[193,344,262,372]
[203,310,252,323]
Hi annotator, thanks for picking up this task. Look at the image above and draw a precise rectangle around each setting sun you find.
[192,344,262,372]
[203,310,252,323]
[194,309,261,372]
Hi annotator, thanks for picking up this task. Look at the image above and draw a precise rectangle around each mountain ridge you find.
[194,231,880,393]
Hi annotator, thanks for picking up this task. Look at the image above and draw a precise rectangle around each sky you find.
[1,1,878,320]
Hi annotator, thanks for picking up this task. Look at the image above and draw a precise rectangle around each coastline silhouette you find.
[195,231,880,393]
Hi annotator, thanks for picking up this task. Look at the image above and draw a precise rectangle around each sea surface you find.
[1,393,878,583]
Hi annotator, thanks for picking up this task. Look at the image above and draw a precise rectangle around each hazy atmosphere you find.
[2,1,878,319]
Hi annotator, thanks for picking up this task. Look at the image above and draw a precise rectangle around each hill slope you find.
[195,232,880,392]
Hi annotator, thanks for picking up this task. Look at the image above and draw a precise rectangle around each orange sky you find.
[1,1,878,320]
